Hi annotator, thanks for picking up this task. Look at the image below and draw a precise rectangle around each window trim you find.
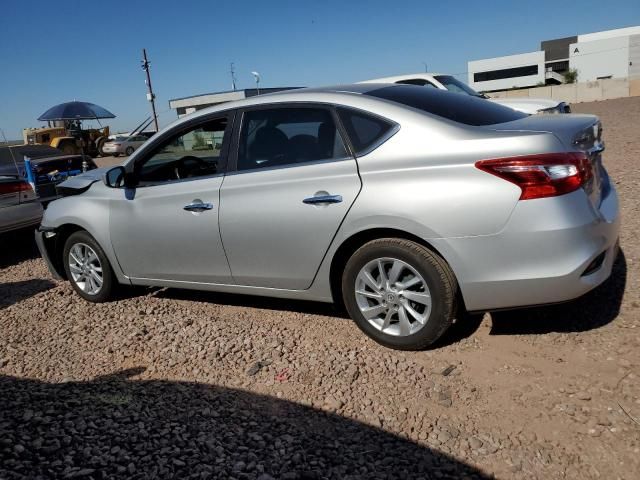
[336,106,400,158]
[226,102,354,175]
[125,110,236,188]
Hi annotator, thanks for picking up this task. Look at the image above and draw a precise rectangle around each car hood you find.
[489,97,561,114]
[56,166,110,196]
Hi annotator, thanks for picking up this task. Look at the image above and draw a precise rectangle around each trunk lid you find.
[486,114,605,207]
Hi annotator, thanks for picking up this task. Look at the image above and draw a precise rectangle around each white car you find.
[102,135,148,157]
[359,73,570,115]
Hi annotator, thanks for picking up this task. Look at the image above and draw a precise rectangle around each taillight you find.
[475,153,592,200]
[0,180,34,195]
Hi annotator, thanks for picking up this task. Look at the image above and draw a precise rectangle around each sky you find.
[0,0,638,139]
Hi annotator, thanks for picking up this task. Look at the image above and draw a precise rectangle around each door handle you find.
[303,194,343,205]
[183,202,214,212]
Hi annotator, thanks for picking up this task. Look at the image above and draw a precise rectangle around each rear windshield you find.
[365,85,528,126]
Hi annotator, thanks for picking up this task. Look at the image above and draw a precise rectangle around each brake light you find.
[475,153,592,200]
[0,180,34,195]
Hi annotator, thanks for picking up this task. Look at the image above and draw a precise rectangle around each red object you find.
[475,152,593,200]
[275,368,290,382]
[0,180,33,195]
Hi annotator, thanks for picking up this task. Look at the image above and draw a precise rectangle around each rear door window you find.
[236,107,348,171]
[336,107,397,156]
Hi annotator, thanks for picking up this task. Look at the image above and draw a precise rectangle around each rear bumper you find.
[35,227,64,280]
[433,185,620,312]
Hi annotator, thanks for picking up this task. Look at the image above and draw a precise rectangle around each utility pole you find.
[141,48,159,132]
[422,61,428,73]
[230,62,237,91]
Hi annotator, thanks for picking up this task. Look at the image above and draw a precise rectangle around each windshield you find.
[433,75,484,97]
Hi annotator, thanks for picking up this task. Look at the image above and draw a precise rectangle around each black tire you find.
[63,231,117,303]
[125,146,134,156]
[342,238,457,350]
[96,137,107,157]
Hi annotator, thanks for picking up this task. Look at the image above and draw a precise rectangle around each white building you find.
[468,26,640,92]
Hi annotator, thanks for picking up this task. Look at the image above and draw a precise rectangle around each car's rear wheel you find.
[125,146,134,156]
[63,231,116,302]
[342,238,457,350]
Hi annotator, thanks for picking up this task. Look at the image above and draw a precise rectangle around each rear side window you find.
[337,107,396,156]
[237,107,348,171]
[365,84,528,126]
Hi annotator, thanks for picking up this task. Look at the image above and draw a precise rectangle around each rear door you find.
[219,104,361,290]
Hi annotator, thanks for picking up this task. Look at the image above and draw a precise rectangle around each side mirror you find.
[103,166,137,188]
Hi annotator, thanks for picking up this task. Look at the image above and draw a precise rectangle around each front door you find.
[110,113,233,283]
[219,105,361,290]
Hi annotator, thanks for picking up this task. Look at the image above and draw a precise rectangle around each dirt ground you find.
[1,97,639,479]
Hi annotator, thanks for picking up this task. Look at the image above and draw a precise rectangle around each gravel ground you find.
[1,97,639,479]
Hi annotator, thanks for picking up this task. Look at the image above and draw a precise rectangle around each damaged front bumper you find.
[35,226,65,280]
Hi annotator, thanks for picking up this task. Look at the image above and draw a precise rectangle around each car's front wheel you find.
[342,238,457,350]
[63,231,116,302]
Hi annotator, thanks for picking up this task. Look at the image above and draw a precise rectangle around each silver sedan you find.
[35,84,620,350]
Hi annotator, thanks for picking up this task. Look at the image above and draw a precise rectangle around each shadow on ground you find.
[0,279,56,309]
[0,369,490,479]
[152,250,627,347]
[154,288,349,319]
[0,229,40,269]
[490,249,627,335]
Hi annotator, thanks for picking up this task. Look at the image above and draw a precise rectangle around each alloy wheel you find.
[354,257,432,336]
[68,243,103,295]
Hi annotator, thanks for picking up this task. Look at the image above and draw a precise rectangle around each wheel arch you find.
[44,223,86,279]
[328,227,461,311]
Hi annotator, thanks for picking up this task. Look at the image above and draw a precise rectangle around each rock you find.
[246,362,263,376]
[324,396,344,410]
[434,364,457,376]
[576,391,591,401]
[436,391,452,407]
[75,468,96,477]
[469,437,483,450]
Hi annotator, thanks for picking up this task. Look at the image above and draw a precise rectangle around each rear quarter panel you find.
[347,113,564,238]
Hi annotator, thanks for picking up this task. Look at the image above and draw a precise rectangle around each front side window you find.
[136,116,229,185]
[237,107,348,171]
